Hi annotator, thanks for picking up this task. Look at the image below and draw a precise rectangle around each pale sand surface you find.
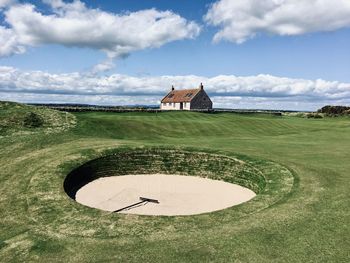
[75,174,256,216]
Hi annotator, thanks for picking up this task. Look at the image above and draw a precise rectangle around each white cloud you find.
[0,26,25,56]
[91,58,115,74]
[0,92,161,106]
[2,0,200,58]
[205,0,350,43]
[1,66,350,110]
[0,0,14,8]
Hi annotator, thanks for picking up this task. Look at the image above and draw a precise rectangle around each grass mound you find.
[18,146,290,237]
[0,101,76,136]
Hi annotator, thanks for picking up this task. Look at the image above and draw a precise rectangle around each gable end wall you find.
[190,90,213,110]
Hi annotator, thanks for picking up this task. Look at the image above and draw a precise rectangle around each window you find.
[185,93,193,97]
[184,102,186,107]
[168,103,171,106]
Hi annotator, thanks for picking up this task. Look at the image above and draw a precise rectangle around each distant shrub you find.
[306,113,323,119]
[318,105,350,116]
[313,114,323,119]
[23,112,44,128]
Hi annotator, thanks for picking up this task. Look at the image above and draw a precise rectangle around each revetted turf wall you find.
[64,148,267,200]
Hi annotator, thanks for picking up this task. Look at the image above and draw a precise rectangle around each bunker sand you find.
[76,174,256,216]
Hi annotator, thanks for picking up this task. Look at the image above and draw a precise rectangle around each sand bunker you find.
[75,174,256,216]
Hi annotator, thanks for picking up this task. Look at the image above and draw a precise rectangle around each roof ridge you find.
[161,87,202,103]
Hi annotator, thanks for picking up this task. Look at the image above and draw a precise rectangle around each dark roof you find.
[161,88,201,103]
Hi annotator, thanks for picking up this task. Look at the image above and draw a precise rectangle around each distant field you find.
[0,102,349,262]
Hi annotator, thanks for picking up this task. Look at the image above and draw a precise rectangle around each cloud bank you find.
[1,66,350,110]
[205,0,350,43]
[0,0,200,61]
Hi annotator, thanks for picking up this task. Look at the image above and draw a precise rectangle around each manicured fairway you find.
[0,104,349,262]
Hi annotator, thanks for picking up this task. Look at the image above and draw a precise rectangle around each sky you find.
[1,0,350,110]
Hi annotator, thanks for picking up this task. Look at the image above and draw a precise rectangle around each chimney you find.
[199,83,204,90]
[171,85,175,91]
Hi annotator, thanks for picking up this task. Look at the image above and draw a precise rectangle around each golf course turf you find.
[0,102,349,262]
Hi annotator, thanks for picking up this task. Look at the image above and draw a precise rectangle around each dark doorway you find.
[180,102,183,110]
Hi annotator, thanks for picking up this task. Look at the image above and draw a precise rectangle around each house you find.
[160,83,213,110]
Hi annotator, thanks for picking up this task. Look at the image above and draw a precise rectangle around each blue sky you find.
[1,0,350,110]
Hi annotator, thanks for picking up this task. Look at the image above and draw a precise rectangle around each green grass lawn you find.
[0,103,349,262]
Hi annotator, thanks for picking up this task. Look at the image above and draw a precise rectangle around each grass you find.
[0,103,349,262]
[0,101,76,136]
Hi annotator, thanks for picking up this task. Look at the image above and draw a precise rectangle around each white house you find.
[160,83,213,110]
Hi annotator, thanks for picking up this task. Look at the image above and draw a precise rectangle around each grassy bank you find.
[0,104,349,262]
